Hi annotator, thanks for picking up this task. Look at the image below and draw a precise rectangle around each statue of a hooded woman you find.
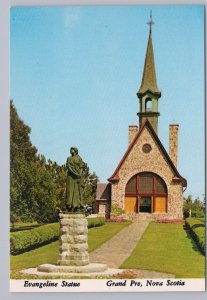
[66,147,83,212]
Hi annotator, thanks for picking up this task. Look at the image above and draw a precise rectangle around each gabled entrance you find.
[124,172,167,213]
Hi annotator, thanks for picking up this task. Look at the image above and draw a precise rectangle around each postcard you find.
[10,5,205,292]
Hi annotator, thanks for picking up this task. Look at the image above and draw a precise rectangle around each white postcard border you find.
[10,279,206,293]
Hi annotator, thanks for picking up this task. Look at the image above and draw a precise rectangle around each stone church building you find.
[96,18,187,220]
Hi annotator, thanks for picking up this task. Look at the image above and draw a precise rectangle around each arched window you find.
[125,172,167,213]
[145,98,152,112]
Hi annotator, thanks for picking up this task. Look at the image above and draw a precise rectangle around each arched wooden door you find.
[124,172,167,213]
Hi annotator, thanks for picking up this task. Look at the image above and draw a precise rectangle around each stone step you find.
[122,213,155,222]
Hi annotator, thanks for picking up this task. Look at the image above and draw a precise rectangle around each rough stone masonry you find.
[57,213,89,266]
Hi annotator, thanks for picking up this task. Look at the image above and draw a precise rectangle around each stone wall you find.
[111,126,183,220]
[97,201,110,219]
[169,124,179,167]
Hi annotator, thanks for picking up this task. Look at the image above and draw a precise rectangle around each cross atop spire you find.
[137,12,161,134]
[147,11,154,34]
[137,13,160,97]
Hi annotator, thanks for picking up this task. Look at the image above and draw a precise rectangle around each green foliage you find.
[87,217,105,228]
[185,218,204,227]
[10,217,105,255]
[10,101,37,222]
[10,101,60,223]
[10,101,98,224]
[110,204,124,218]
[183,195,204,218]
[121,222,205,278]
[10,222,131,275]
[191,210,205,218]
[80,163,98,207]
[10,223,60,255]
[185,218,205,254]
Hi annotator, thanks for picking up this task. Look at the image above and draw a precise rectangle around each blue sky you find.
[10,5,205,200]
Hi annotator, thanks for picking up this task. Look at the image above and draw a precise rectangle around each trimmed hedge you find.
[185,218,205,255]
[87,217,105,228]
[10,217,105,255]
[10,223,60,255]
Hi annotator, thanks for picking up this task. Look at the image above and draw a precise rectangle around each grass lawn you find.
[10,221,131,272]
[120,222,205,278]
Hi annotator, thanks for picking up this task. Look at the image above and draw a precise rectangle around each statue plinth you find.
[57,213,89,266]
[21,212,123,278]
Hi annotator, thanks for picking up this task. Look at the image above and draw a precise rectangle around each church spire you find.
[137,12,160,96]
[137,13,161,135]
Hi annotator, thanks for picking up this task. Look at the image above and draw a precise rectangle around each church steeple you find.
[137,13,161,134]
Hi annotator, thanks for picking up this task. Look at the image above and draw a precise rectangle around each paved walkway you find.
[89,221,175,278]
[90,221,149,268]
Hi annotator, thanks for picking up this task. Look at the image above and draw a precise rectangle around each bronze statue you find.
[66,147,83,212]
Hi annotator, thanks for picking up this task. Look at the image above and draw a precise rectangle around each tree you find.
[10,101,59,223]
[183,195,204,218]
[10,101,38,222]
[10,101,98,223]
[80,162,98,208]
[183,195,193,218]
[191,197,204,218]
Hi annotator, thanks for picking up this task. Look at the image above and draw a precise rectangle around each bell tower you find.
[137,13,161,134]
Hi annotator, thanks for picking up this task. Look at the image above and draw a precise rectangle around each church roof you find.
[96,183,111,201]
[137,29,161,97]
[108,120,187,187]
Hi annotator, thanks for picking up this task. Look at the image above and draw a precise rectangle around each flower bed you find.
[106,217,128,222]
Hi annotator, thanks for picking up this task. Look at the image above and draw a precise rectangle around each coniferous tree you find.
[10,100,38,222]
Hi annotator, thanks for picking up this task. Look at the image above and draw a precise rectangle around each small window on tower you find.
[145,98,152,111]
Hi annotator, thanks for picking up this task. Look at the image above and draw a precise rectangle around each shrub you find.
[10,223,60,255]
[87,217,105,228]
[110,204,124,218]
[191,210,205,218]
[185,218,205,255]
[10,217,106,255]
[185,218,204,228]
[197,218,205,224]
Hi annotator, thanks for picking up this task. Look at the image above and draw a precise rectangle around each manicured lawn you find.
[120,222,205,278]
[11,221,131,271]
[88,221,131,252]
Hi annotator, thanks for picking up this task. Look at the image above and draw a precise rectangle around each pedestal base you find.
[20,263,125,279]
[38,263,108,273]
[57,213,89,266]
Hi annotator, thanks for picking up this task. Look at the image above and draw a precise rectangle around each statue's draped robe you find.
[66,154,83,208]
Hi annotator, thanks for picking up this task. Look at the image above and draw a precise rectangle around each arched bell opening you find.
[124,172,168,213]
[145,97,152,112]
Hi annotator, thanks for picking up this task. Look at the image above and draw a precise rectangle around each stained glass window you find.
[156,176,167,193]
[125,173,167,195]
[139,173,153,193]
[125,175,136,193]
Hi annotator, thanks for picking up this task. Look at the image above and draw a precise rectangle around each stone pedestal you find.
[57,213,89,266]
[22,212,112,278]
